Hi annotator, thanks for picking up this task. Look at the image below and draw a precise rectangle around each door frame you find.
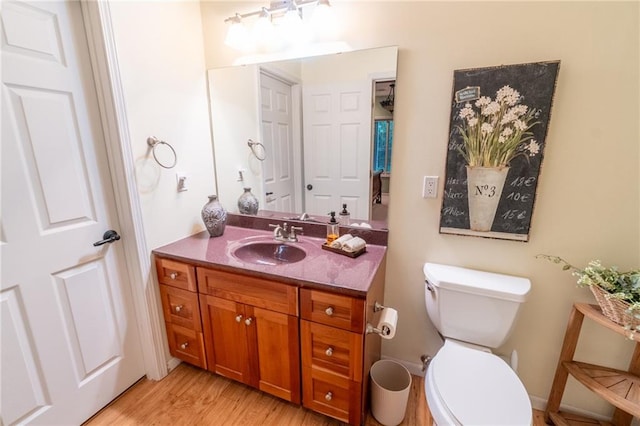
[368,71,396,216]
[81,2,166,380]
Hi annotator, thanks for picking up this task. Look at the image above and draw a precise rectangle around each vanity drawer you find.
[301,320,362,381]
[165,322,206,369]
[302,366,361,425]
[300,289,365,333]
[155,257,197,292]
[197,267,298,316]
[160,285,201,331]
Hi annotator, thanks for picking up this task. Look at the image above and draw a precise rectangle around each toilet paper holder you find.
[373,301,385,312]
[366,301,395,337]
[366,323,392,337]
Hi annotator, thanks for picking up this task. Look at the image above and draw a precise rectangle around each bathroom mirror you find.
[208,45,397,226]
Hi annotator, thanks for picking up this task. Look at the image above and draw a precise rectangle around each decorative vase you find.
[466,166,509,232]
[237,187,259,215]
[201,195,227,237]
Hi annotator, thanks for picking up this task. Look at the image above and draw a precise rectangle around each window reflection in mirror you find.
[208,46,398,228]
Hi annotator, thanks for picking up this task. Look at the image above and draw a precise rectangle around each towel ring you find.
[147,136,177,169]
[247,139,266,161]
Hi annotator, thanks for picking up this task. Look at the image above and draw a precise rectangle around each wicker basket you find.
[590,285,638,330]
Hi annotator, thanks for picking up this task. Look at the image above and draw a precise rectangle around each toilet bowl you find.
[422,263,532,425]
[425,340,532,426]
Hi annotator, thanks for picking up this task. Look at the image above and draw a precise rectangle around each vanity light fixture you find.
[381,83,395,113]
[224,0,332,52]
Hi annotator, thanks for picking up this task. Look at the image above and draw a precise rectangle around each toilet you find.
[423,263,532,426]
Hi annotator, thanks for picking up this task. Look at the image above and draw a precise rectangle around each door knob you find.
[306,184,313,190]
[93,230,121,246]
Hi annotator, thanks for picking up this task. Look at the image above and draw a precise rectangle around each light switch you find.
[176,172,188,192]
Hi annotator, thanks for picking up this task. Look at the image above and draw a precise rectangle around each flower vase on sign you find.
[457,85,541,232]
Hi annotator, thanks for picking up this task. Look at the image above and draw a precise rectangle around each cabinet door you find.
[156,257,197,291]
[249,306,301,403]
[301,320,362,381]
[165,323,206,369]
[160,285,201,331]
[200,294,251,384]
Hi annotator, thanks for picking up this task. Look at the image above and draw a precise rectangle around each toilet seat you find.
[427,340,531,426]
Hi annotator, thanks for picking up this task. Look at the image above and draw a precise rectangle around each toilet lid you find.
[432,341,531,425]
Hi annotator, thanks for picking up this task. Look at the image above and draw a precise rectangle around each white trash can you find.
[370,359,412,426]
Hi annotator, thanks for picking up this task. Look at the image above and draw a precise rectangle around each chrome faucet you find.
[298,212,310,221]
[269,222,303,242]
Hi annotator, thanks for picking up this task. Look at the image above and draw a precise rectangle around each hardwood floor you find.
[85,363,547,425]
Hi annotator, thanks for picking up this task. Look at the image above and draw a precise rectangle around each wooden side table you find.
[545,303,640,425]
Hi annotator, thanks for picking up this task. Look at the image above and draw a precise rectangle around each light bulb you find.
[253,8,275,49]
[280,2,309,45]
[312,0,335,39]
[225,15,250,51]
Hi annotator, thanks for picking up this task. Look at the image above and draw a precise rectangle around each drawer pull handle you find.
[325,306,334,316]
[174,305,183,313]
[245,317,253,326]
[235,314,243,323]
[325,347,334,357]
[324,391,333,402]
[180,342,189,350]
[169,272,178,280]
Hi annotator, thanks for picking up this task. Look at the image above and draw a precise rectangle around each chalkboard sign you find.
[439,61,560,241]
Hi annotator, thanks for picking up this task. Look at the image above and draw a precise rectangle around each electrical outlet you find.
[423,176,438,198]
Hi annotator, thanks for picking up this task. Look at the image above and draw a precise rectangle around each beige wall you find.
[201,1,639,417]
[110,1,216,250]
[208,65,263,210]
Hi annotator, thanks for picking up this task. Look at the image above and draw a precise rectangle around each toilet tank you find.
[423,263,531,348]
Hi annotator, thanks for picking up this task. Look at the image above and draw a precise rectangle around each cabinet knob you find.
[174,305,183,313]
[245,317,253,326]
[235,314,243,323]
[180,342,189,350]
[169,272,178,280]
[325,306,334,316]
[325,347,333,357]
[324,391,333,402]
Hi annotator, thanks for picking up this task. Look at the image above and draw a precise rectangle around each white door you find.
[260,71,296,212]
[1,1,145,424]
[302,81,372,219]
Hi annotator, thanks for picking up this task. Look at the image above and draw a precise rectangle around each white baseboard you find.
[530,395,621,423]
[379,355,426,377]
[167,356,182,373]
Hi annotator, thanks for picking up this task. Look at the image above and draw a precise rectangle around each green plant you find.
[537,254,640,320]
[457,85,540,167]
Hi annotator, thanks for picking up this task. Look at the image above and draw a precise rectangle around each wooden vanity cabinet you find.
[197,267,301,404]
[156,258,206,369]
[154,249,386,426]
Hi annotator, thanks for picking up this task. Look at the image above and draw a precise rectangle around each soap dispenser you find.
[339,203,350,226]
[326,211,339,244]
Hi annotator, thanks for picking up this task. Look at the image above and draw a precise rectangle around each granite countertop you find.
[152,226,387,297]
